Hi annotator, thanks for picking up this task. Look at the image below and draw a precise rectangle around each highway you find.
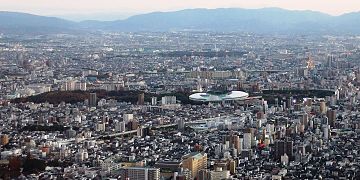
[58,116,234,144]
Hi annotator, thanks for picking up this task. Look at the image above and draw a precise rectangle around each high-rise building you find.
[82,69,98,77]
[137,127,143,137]
[243,128,254,149]
[306,56,315,70]
[229,160,236,174]
[300,114,308,129]
[115,121,126,132]
[138,93,145,105]
[178,119,185,131]
[147,168,161,180]
[281,154,289,165]
[151,97,157,106]
[356,69,360,83]
[161,96,177,105]
[326,109,336,127]
[239,136,243,154]
[230,135,240,154]
[243,132,252,149]
[16,52,24,67]
[286,97,293,110]
[127,120,139,130]
[274,139,293,161]
[274,98,279,108]
[61,81,87,91]
[297,68,309,78]
[95,122,106,132]
[294,103,302,111]
[136,126,150,138]
[123,114,134,122]
[89,93,97,107]
[119,167,160,180]
[319,101,327,114]
[305,98,312,106]
[182,152,207,179]
[209,168,230,180]
[1,134,9,145]
[256,111,265,120]
[327,54,335,68]
[323,125,330,141]
[198,168,230,180]
[198,169,210,180]
[65,128,77,138]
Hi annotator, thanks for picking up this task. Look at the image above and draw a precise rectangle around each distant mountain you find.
[1,8,360,34]
[333,12,360,33]
[105,8,333,33]
[0,11,76,34]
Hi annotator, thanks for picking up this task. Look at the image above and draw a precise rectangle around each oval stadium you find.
[189,91,249,102]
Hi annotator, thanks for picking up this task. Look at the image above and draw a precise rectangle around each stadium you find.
[189,91,249,102]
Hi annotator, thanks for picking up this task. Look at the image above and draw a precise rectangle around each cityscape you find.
[1,1,360,180]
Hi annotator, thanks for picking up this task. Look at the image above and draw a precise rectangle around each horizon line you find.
[0,7,358,22]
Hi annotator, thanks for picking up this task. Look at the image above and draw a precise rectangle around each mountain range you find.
[0,8,360,34]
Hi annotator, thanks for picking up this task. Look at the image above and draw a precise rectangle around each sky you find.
[0,0,359,21]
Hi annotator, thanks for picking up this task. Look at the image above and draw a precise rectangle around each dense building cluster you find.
[1,32,360,179]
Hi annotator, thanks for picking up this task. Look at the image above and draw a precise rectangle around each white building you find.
[243,133,252,150]
[161,96,177,105]
[115,121,126,132]
[123,114,134,122]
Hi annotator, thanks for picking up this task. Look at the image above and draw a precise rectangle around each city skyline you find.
[1,0,360,179]
[0,0,359,21]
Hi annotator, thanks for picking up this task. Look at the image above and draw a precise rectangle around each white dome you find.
[189,91,249,102]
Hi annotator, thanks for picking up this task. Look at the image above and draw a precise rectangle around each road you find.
[58,116,234,144]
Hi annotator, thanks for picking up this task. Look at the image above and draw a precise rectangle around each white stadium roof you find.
[189,91,249,102]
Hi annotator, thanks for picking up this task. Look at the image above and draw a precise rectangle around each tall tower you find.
[327,54,337,68]
[138,93,145,105]
[178,119,185,131]
[89,93,97,107]
[306,56,315,70]
[319,101,327,114]
[326,109,336,127]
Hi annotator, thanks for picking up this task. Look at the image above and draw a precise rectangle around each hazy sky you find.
[1,0,360,20]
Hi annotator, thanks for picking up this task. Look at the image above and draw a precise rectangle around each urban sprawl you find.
[1,32,360,179]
